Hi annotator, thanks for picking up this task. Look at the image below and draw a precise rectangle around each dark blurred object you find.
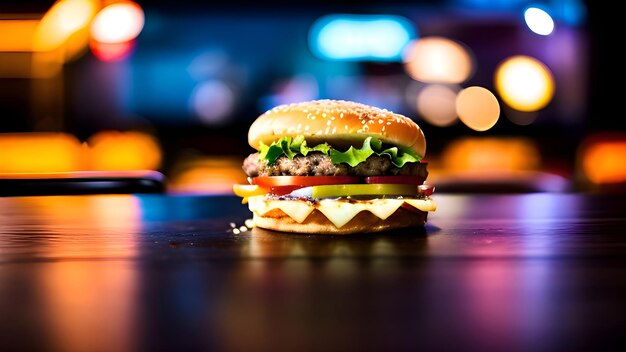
[0,170,165,196]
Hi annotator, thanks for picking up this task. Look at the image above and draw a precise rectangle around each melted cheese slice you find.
[247,196,437,229]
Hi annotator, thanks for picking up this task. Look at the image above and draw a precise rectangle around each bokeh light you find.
[495,55,555,112]
[456,86,500,131]
[310,14,415,62]
[33,0,97,52]
[90,1,144,44]
[403,36,474,84]
[87,131,161,171]
[0,133,84,173]
[190,80,236,125]
[442,137,541,172]
[415,84,459,127]
[89,40,135,62]
[524,7,555,35]
[0,20,39,52]
[168,157,247,194]
[580,138,626,184]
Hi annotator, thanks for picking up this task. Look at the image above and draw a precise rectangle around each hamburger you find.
[233,99,436,234]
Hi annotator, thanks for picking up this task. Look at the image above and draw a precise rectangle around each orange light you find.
[0,20,39,52]
[581,139,626,184]
[87,131,162,171]
[415,84,459,127]
[169,157,248,195]
[33,0,97,52]
[403,37,475,84]
[13,196,141,351]
[0,133,84,173]
[456,86,501,131]
[442,137,540,172]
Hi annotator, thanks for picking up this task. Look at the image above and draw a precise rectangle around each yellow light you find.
[403,36,474,84]
[456,86,500,131]
[0,133,84,173]
[494,55,555,112]
[90,1,144,44]
[581,139,626,184]
[442,137,540,172]
[87,131,162,171]
[415,84,459,127]
[33,0,97,52]
[0,20,39,52]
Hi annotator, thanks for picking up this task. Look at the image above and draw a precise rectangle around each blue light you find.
[309,14,416,62]
[452,0,586,25]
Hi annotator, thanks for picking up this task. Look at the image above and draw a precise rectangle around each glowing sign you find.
[309,14,416,61]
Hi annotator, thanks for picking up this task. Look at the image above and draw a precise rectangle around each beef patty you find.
[242,152,428,178]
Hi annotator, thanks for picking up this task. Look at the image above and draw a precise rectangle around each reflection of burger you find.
[233,99,436,234]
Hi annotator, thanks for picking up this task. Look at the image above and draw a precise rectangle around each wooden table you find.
[1,193,625,351]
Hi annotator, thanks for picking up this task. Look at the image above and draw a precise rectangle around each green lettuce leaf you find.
[258,135,420,167]
[330,137,421,167]
[259,136,331,165]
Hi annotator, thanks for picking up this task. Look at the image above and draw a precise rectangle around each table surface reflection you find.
[1,193,625,351]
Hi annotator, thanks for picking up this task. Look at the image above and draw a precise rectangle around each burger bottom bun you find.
[252,207,428,235]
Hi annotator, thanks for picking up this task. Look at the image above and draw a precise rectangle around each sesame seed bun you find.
[248,99,427,158]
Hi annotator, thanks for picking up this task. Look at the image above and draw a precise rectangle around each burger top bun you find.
[248,99,427,158]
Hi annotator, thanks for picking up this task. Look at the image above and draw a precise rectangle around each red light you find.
[89,39,135,62]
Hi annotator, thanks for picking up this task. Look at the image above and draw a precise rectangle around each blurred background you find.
[0,0,620,194]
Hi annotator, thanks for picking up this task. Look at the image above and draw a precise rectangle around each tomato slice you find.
[418,184,435,197]
[251,176,361,188]
[364,176,425,185]
[268,186,302,196]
